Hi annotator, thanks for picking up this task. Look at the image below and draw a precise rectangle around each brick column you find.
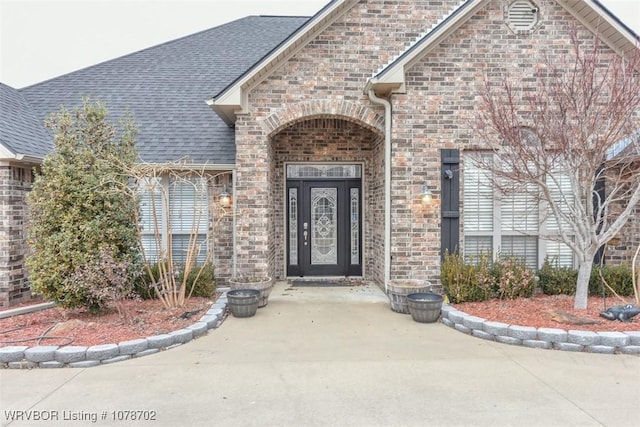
[0,164,32,307]
[233,116,274,279]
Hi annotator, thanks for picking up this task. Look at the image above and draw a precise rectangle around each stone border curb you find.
[1,294,228,369]
[441,304,640,355]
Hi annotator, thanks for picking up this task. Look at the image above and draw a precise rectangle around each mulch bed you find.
[454,294,640,332]
[0,297,215,348]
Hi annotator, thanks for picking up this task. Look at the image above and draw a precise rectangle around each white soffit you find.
[558,0,639,56]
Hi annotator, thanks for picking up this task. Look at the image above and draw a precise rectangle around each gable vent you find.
[506,1,539,32]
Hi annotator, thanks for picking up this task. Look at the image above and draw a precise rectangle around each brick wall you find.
[0,164,34,307]
[392,0,635,277]
[209,172,234,286]
[605,200,640,265]
[271,118,384,281]
[233,0,638,286]
[233,0,457,284]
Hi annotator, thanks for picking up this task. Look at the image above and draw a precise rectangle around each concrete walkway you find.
[1,282,639,427]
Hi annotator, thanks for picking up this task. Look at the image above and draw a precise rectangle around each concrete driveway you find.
[1,281,639,427]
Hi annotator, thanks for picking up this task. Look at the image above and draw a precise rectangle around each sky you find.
[0,0,639,89]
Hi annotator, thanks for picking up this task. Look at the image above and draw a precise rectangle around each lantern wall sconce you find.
[219,185,232,207]
[421,184,433,205]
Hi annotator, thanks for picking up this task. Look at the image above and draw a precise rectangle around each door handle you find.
[303,230,308,245]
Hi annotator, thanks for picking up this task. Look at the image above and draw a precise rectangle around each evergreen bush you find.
[589,265,634,297]
[441,251,494,303]
[26,100,140,310]
[135,262,216,299]
[538,259,578,295]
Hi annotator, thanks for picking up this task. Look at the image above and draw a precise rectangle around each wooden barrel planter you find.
[229,277,274,308]
[227,289,260,318]
[387,280,432,314]
[406,292,443,323]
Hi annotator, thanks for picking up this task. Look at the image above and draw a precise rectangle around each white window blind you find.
[545,240,574,267]
[169,178,208,234]
[139,178,164,262]
[545,172,575,267]
[464,236,493,262]
[139,178,163,234]
[138,175,209,265]
[546,172,574,233]
[500,185,538,233]
[501,236,538,270]
[463,154,494,232]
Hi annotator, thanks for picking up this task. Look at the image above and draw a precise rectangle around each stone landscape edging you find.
[5,296,639,368]
[441,304,640,355]
[0,294,228,369]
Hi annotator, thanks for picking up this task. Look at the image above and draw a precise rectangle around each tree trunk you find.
[574,259,593,310]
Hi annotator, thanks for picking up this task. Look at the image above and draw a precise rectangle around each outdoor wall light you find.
[444,169,454,180]
[421,184,433,205]
[219,185,232,207]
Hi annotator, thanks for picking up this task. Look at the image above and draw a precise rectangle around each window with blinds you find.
[138,176,209,265]
[544,172,574,267]
[138,178,164,262]
[462,153,574,269]
[169,177,208,265]
[463,154,494,262]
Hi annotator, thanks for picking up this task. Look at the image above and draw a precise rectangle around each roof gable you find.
[366,0,640,96]
[366,0,490,96]
[0,83,52,162]
[207,0,360,126]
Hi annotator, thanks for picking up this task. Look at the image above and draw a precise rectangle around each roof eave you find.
[207,0,360,125]
[206,98,239,127]
[558,0,640,56]
[0,144,17,160]
[0,148,45,164]
[364,78,405,98]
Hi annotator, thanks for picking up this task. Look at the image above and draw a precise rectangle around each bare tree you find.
[118,162,231,309]
[474,30,640,309]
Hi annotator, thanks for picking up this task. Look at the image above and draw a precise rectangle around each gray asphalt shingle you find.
[15,15,308,165]
[0,83,52,159]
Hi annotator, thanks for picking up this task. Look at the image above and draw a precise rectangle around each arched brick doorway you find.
[269,116,385,282]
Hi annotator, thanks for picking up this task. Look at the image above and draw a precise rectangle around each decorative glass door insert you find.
[310,188,338,265]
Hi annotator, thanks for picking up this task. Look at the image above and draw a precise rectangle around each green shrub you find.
[134,263,163,300]
[180,263,216,298]
[26,101,141,310]
[589,265,634,297]
[537,262,634,297]
[442,250,538,303]
[538,259,578,295]
[492,256,536,299]
[441,251,494,303]
[135,262,216,299]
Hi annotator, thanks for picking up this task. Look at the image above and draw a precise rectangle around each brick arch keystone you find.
[262,100,385,138]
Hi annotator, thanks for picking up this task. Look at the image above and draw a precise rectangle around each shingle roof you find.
[18,15,308,165]
[0,82,52,160]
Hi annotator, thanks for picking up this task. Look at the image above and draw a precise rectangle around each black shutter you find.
[593,169,606,265]
[441,149,460,260]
